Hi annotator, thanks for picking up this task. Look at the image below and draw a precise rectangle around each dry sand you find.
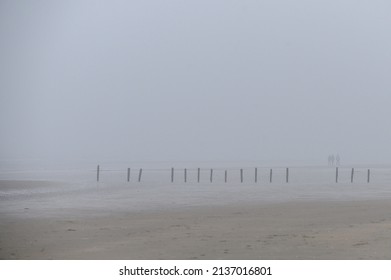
[1,192,391,259]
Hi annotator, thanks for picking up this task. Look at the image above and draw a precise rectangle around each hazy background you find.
[1,0,391,167]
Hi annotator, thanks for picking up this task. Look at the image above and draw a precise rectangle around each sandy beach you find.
[1,179,391,260]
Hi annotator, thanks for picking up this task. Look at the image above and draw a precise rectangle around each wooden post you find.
[270,169,272,183]
[255,168,258,183]
[138,168,142,182]
[336,167,339,183]
[97,165,100,182]
[351,168,354,183]
[127,168,130,182]
[225,170,227,183]
[171,167,174,183]
[197,168,200,183]
[286,168,289,183]
[210,169,213,183]
[367,169,370,183]
[240,169,243,183]
[184,168,187,183]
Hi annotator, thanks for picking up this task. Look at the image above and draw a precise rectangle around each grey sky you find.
[1,0,391,165]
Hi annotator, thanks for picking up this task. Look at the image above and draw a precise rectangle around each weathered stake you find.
[336,167,339,183]
[184,168,187,183]
[286,168,289,183]
[197,168,200,183]
[138,168,142,182]
[240,169,243,183]
[97,165,100,182]
[127,168,130,182]
[255,168,258,183]
[367,169,370,183]
[210,169,213,183]
[270,169,273,183]
[351,168,354,183]
[225,170,228,183]
[171,167,174,183]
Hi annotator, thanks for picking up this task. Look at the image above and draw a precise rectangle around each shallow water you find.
[1,164,391,219]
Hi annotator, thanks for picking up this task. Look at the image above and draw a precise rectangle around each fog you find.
[1,0,391,166]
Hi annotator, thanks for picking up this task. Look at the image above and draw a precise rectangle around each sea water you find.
[2,159,391,219]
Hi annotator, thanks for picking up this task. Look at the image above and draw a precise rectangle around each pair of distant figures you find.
[328,154,340,166]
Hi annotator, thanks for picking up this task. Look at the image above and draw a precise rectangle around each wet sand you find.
[2,194,391,259]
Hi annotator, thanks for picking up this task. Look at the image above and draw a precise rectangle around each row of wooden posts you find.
[96,165,371,183]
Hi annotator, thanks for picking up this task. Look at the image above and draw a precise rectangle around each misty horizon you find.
[1,1,391,166]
